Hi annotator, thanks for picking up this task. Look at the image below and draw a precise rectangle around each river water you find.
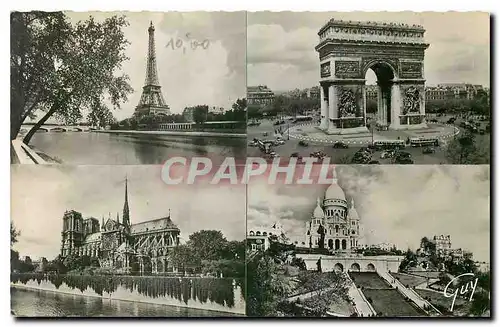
[30,132,247,165]
[11,274,245,317]
[11,288,241,317]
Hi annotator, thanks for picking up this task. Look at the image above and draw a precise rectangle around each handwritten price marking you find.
[166,33,210,54]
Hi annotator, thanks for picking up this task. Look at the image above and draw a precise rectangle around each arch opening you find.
[350,263,361,272]
[365,62,396,128]
[328,239,333,249]
[366,263,376,272]
[334,263,344,272]
[335,239,340,250]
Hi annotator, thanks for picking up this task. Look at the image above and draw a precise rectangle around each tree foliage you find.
[11,12,133,143]
[446,132,489,164]
[11,222,20,247]
[246,254,292,317]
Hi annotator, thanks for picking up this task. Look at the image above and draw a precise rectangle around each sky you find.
[247,165,490,262]
[11,165,246,260]
[61,11,247,121]
[247,12,490,91]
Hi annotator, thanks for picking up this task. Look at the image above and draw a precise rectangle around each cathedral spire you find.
[122,176,130,227]
[116,212,120,224]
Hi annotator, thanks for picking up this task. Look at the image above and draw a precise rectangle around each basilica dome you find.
[313,198,325,218]
[325,183,346,201]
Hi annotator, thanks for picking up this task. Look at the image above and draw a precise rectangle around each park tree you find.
[446,132,489,164]
[11,12,133,143]
[296,270,349,315]
[170,244,197,272]
[192,105,209,125]
[247,254,292,317]
[187,230,228,261]
[11,222,20,247]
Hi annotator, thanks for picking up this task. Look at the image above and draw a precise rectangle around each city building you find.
[247,222,288,252]
[247,85,275,107]
[134,22,171,117]
[426,83,485,102]
[433,235,452,255]
[60,178,180,274]
[209,106,226,115]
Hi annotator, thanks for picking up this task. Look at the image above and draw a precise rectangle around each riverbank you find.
[94,130,247,138]
[11,283,245,317]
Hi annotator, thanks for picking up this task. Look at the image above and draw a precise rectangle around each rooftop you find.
[130,216,179,234]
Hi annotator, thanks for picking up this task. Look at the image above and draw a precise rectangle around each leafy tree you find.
[170,244,198,271]
[247,254,291,316]
[192,105,209,125]
[469,290,490,316]
[446,132,489,164]
[11,12,133,143]
[232,98,247,111]
[296,271,350,315]
[399,249,418,271]
[11,222,20,247]
[187,230,228,262]
[220,240,245,260]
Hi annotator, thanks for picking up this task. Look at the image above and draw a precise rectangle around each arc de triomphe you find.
[316,19,430,134]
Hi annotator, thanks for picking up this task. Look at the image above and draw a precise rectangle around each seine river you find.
[11,288,241,317]
[11,274,246,317]
[30,132,247,165]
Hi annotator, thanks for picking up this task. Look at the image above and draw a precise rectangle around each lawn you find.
[349,272,390,289]
[406,270,441,279]
[415,288,470,316]
[302,294,356,317]
[363,289,427,317]
[390,272,427,288]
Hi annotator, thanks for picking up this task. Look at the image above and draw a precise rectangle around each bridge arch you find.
[334,263,344,272]
[366,263,376,272]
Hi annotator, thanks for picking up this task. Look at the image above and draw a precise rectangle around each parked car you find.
[248,141,258,147]
[333,141,349,149]
[394,157,414,164]
[422,147,435,154]
[298,140,309,147]
[380,150,395,159]
[368,160,380,164]
[310,151,326,159]
[274,139,285,146]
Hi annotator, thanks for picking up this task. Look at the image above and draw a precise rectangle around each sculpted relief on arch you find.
[402,86,421,115]
[337,87,358,118]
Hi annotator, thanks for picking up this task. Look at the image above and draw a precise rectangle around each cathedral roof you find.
[325,183,346,201]
[83,232,101,244]
[130,216,179,234]
[313,198,325,218]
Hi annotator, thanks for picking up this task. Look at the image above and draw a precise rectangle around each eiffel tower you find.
[134,22,171,116]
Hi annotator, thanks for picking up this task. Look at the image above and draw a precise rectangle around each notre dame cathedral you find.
[60,178,180,274]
